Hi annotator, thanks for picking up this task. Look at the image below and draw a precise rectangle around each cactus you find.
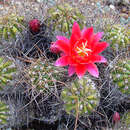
[61,76,100,116]
[105,24,130,51]
[0,101,9,126]
[123,112,130,127]
[0,13,24,40]
[25,58,67,93]
[47,3,85,35]
[111,58,130,95]
[0,57,16,90]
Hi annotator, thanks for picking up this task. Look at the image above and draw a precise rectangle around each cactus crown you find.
[61,76,100,116]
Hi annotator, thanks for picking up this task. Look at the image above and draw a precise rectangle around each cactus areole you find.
[29,19,40,33]
[51,22,109,78]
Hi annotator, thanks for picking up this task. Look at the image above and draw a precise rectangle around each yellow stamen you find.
[76,41,92,56]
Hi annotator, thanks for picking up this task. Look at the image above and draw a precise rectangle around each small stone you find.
[121,7,127,13]
[120,13,129,19]
[122,0,130,5]
[109,5,115,10]
[128,11,130,17]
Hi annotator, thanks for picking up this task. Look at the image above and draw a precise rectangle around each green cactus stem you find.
[0,57,16,90]
[0,101,9,125]
[111,58,130,95]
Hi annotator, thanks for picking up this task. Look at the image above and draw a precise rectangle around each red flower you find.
[113,112,120,122]
[29,19,40,33]
[51,22,109,78]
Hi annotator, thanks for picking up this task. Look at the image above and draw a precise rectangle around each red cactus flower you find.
[29,19,40,33]
[113,112,120,122]
[51,22,109,78]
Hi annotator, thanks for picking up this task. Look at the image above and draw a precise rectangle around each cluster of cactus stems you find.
[105,24,130,51]
[47,3,85,35]
[0,1,129,129]
[25,58,67,93]
[111,58,130,95]
[61,76,99,116]
[0,57,16,90]
[0,101,9,126]
[0,13,24,40]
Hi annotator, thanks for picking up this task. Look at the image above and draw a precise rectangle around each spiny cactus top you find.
[25,58,67,93]
[61,76,100,116]
[51,22,109,78]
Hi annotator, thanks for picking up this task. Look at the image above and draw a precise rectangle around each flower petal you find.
[98,56,107,63]
[56,40,70,54]
[94,32,104,42]
[89,55,107,63]
[86,63,99,77]
[55,56,69,66]
[92,42,109,54]
[68,66,75,76]
[70,22,81,47]
[82,27,93,41]
[75,64,88,78]
[78,55,105,64]
[89,32,104,50]
[81,27,87,35]
[56,36,69,44]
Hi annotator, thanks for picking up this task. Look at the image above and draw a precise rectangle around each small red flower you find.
[113,112,120,122]
[29,19,40,33]
[51,22,109,78]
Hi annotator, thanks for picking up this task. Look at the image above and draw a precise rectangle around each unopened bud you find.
[50,42,61,54]
[113,112,120,122]
[29,19,40,33]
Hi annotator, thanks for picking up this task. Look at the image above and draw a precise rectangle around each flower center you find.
[75,40,92,57]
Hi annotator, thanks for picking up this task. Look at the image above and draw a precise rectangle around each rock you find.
[106,0,130,6]
[109,4,115,10]
[121,7,127,13]
[122,0,130,5]
[128,11,130,17]
[120,13,129,19]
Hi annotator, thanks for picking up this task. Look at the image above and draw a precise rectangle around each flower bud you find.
[113,112,120,122]
[50,42,61,54]
[29,19,40,33]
